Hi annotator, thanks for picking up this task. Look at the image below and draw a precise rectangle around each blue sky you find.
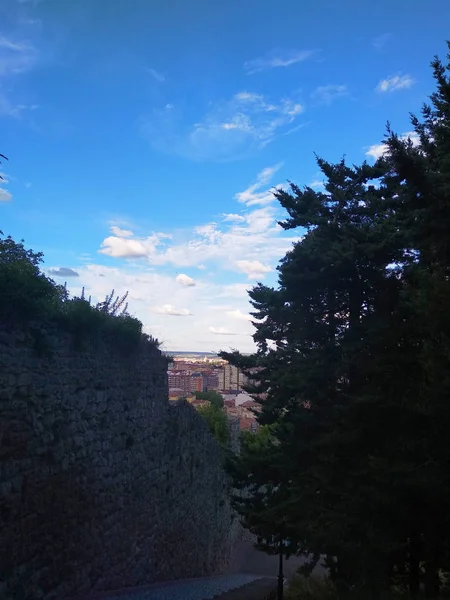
[1,0,448,351]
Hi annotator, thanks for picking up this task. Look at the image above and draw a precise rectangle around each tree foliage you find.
[0,232,154,352]
[0,233,66,319]
[196,403,229,446]
[0,153,8,180]
[221,42,450,598]
[194,390,224,408]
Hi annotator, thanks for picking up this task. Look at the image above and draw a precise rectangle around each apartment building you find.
[203,371,219,391]
[190,372,204,392]
[167,370,205,393]
[168,372,192,393]
[220,364,249,392]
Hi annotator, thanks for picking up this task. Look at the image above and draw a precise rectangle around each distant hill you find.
[164,351,219,358]
[164,351,251,358]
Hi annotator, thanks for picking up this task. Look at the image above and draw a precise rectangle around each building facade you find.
[220,364,248,392]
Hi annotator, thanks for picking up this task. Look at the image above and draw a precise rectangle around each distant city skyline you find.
[165,351,252,356]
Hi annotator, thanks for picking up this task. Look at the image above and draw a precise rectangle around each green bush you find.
[194,390,224,408]
[0,233,65,319]
[0,232,153,353]
[196,403,229,446]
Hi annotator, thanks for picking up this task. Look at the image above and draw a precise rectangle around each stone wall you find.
[0,321,239,599]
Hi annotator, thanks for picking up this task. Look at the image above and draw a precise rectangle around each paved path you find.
[228,532,323,582]
[69,533,325,600]
[68,574,266,600]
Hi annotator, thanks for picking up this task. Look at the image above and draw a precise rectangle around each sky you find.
[0,0,449,352]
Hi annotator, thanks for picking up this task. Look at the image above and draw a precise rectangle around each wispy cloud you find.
[365,131,420,160]
[209,326,239,336]
[226,309,251,321]
[309,179,325,190]
[153,304,193,316]
[376,74,415,93]
[244,49,315,74]
[372,33,392,50]
[141,92,305,161]
[98,165,299,281]
[222,213,246,222]
[148,67,165,83]
[0,32,38,118]
[0,34,36,76]
[0,188,12,202]
[0,94,37,117]
[235,163,283,206]
[311,84,349,105]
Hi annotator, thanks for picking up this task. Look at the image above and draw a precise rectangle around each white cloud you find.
[365,143,386,161]
[99,233,169,258]
[309,179,325,190]
[376,74,415,93]
[0,188,12,202]
[222,213,246,222]
[209,326,239,335]
[235,163,283,206]
[148,67,165,83]
[83,166,306,350]
[226,309,251,321]
[176,273,196,286]
[311,84,348,104]
[110,225,134,238]
[153,304,193,316]
[236,259,272,279]
[244,49,315,74]
[365,131,420,160]
[62,263,257,351]
[97,166,299,278]
[141,92,305,161]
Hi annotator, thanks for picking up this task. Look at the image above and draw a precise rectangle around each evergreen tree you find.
[378,43,450,597]
[221,42,450,599]
[194,390,225,408]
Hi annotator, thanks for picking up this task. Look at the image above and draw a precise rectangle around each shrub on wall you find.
[0,231,154,352]
[196,403,230,446]
[0,233,66,320]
